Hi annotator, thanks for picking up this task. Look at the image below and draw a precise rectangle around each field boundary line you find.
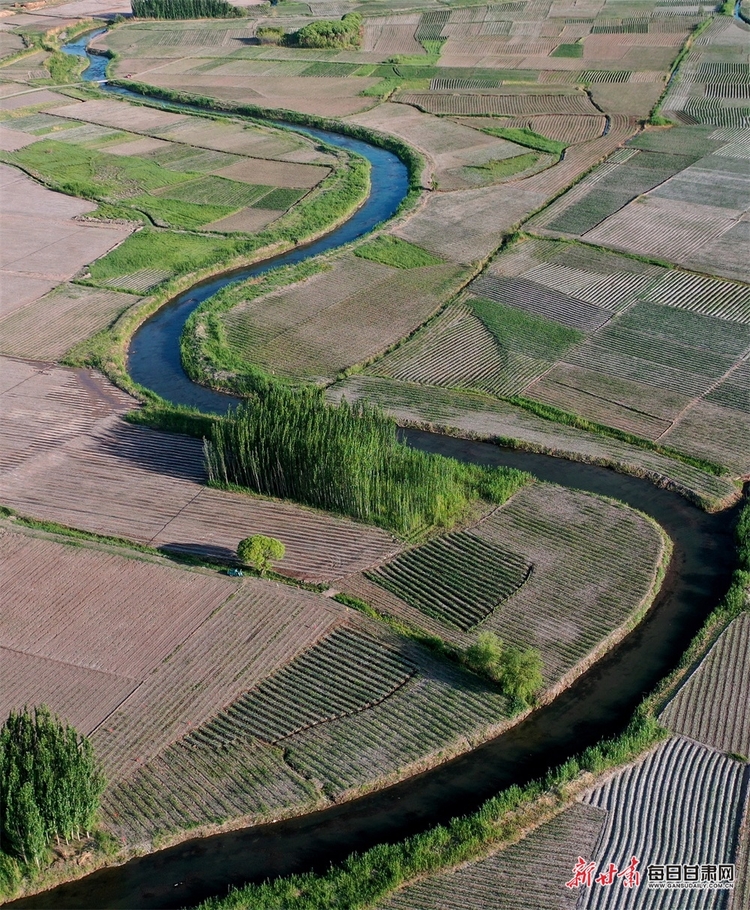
[654,349,750,443]
[146,485,205,547]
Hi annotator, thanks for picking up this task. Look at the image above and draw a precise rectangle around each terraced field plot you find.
[579,737,749,910]
[379,802,606,910]
[366,532,532,631]
[660,613,750,758]
[343,482,665,683]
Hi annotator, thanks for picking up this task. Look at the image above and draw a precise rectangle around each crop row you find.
[283,665,508,795]
[187,628,415,747]
[644,271,750,324]
[91,584,345,781]
[366,531,531,631]
[580,737,748,910]
[708,360,750,414]
[371,303,544,398]
[396,92,599,117]
[618,301,750,356]
[149,144,239,173]
[156,175,273,207]
[526,262,655,309]
[582,199,733,261]
[415,10,450,41]
[380,802,606,909]
[660,614,750,757]
[103,738,311,841]
[469,275,612,331]
[102,268,172,292]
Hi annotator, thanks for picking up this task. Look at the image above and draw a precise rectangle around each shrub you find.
[294,13,363,49]
[464,632,543,704]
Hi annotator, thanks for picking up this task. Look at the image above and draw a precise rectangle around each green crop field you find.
[354,236,443,269]
[366,532,531,631]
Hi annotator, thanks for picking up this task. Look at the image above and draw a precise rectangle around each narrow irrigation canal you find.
[9,30,740,910]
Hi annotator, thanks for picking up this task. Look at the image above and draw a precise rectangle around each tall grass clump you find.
[205,387,528,537]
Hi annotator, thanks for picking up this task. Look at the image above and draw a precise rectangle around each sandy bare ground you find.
[0,357,400,582]
[0,163,135,315]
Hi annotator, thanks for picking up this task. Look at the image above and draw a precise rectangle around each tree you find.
[237,535,286,576]
[463,632,543,707]
[0,706,105,867]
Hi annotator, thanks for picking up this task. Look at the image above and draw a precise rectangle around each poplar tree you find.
[0,706,105,867]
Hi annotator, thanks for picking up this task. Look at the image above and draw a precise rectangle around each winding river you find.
[9,30,740,910]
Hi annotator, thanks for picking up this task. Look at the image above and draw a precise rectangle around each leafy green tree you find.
[464,633,543,706]
[0,706,105,867]
[498,645,544,705]
[464,631,505,680]
[237,534,286,576]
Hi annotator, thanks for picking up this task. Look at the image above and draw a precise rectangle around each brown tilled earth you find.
[0,357,400,582]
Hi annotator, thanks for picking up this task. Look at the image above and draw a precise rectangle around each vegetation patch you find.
[551,42,583,58]
[465,152,540,181]
[366,533,531,631]
[131,0,244,18]
[468,297,584,360]
[294,14,363,50]
[354,236,443,269]
[204,386,529,538]
[476,126,566,157]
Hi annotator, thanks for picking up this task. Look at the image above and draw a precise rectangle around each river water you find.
[8,30,740,910]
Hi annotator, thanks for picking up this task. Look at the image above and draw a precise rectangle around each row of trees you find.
[204,386,526,537]
[0,707,105,867]
[131,0,244,19]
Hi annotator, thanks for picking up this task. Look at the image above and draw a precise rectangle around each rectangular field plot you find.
[561,301,750,400]
[366,533,532,631]
[579,737,749,910]
[660,614,750,758]
[0,647,137,738]
[660,399,750,476]
[0,283,139,361]
[0,530,234,680]
[379,802,606,910]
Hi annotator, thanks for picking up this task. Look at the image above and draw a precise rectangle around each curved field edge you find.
[59,85,425,403]
[180,495,750,910]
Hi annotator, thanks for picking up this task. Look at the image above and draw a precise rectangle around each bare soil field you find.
[92,580,346,782]
[0,359,400,582]
[341,481,665,685]
[379,802,606,910]
[0,163,134,314]
[0,283,139,361]
[0,647,138,740]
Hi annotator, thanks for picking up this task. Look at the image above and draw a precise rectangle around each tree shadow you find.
[94,420,208,484]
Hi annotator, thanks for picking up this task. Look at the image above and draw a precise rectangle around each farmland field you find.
[342,481,666,684]
[660,613,750,757]
[103,620,514,840]
[379,802,607,910]
[579,737,749,910]
[202,250,467,382]
[0,0,748,897]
